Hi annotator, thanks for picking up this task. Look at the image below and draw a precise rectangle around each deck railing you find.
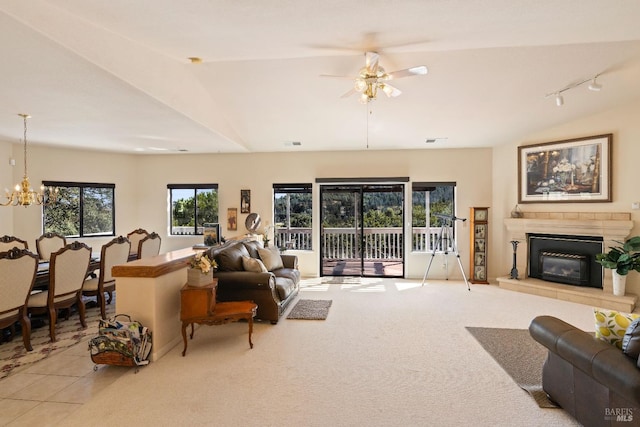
[275,227,454,259]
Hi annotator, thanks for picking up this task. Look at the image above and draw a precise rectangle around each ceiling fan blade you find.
[320,74,356,80]
[340,88,358,98]
[386,65,428,80]
[365,51,379,74]
[381,84,402,98]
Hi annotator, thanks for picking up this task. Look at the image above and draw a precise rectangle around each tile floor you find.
[0,336,130,426]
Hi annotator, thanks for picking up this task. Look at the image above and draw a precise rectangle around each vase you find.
[612,270,627,296]
[187,268,213,287]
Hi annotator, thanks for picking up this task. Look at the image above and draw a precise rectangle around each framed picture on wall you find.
[241,189,250,213]
[203,223,220,246]
[518,134,612,203]
[227,208,237,231]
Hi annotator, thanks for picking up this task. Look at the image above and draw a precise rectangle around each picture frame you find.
[227,208,237,231]
[518,134,612,203]
[240,189,251,213]
[203,223,220,246]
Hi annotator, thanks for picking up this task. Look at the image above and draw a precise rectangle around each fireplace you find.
[528,234,602,288]
[499,212,636,312]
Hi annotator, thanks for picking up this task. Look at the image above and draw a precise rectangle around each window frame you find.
[42,180,116,238]
[167,183,219,236]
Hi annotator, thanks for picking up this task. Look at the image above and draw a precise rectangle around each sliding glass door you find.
[320,184,404,277]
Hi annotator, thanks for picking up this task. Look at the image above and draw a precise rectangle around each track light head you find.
[555,94,564,107]
[588,78,602,91]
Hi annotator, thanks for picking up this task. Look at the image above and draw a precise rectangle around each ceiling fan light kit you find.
[546,73,603,107]
[324,51,427,104]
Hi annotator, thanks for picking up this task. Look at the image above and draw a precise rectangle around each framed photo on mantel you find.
[518,134,612,203]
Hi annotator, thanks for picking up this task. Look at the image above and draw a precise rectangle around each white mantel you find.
[497,212,637,312]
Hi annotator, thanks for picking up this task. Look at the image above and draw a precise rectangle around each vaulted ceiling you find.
[1,1,639,154]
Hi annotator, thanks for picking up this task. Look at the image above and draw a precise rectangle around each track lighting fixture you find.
[588,77,602,91]
[545,73,603,107]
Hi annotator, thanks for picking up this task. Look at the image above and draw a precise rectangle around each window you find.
[411,182,456,252]
[43,181,115,238]
[273,183,312,250]
[168,184,218,235]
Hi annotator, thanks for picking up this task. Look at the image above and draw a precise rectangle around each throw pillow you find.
[258,246,284,271]
[242,256,268,273]
[594,308,640,350]
[623,318,640,360]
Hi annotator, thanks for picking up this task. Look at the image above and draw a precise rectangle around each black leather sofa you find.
[207,239,299,324]
[529,315,640,427]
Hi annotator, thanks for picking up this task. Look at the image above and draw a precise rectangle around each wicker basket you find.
[90,350,137,367]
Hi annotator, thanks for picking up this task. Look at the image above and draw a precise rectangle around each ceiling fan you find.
[322,51,428,104]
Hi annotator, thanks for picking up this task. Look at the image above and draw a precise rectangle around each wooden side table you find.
[180,282,257,356]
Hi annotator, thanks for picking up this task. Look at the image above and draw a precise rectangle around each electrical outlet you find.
[632,202,640,210]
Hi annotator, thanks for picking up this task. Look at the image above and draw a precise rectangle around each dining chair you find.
[137,232,161,259]
[0,248,39,351]
[27,241,91,342]
[0,235,29,251]
[82,236,130,319]
[126,228,149,260]
[36,232,67,261]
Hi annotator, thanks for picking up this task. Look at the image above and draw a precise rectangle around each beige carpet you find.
[60,278,593,426]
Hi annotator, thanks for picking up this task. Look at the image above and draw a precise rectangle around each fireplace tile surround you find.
[497,212,637,312]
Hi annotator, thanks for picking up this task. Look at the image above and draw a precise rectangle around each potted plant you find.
[187,252,217,287]
[595,236,640,296]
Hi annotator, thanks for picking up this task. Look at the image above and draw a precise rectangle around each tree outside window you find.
[411,182,456,252]
[168,184,218,235]
[43,181,114,237]
[273,183,312,250]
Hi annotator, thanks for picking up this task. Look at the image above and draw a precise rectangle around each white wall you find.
[492,99,640,295]
[0,139,14,233]
[4,145,492,278]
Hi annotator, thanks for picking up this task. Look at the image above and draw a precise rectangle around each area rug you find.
[0,301,115,380]
[466,326,558,408]
[287,299,333,320]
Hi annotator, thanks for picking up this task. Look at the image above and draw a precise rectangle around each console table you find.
[180,283,257,356]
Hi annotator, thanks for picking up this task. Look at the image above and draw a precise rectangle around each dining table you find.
[34,257,101,291]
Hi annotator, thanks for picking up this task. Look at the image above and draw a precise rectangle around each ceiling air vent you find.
[425,138,448,144]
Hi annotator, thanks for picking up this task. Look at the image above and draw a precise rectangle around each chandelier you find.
[1,114,58,207]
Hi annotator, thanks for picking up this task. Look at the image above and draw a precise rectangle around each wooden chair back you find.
[100,236,131,284]
[126,228,149,258]
[0,248,38,351]
[0,235,29,252]
[36,232,67,261]
[137,232,161,259]
[50,242,91,302]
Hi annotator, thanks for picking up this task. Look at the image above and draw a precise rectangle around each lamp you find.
[1,114,58,207]
[545,73,603,107]
[588,77,602,91]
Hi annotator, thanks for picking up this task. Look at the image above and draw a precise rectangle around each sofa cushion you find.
[242,240,263,259]
[258,246,284,271]
[274,277,296,300]
[623,318,640,360]
[242,256,268,273]
[594,307,640,349]
[273,267,301,284]
[215,243,250,272]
